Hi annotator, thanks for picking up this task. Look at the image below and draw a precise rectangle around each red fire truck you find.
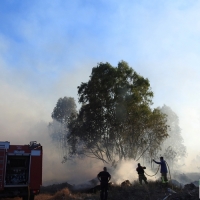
[0,141,42,200]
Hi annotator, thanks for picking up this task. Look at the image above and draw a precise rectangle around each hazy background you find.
[0,0,200,185]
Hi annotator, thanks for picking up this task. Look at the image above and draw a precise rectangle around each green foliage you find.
[51,97,77,124]
[65,61,168,163]
[49,97,77,150]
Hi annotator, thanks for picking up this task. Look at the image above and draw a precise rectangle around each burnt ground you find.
[39,180,199,200]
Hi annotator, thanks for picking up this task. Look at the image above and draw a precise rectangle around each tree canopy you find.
[49,97,77,150]
[63,61,168,163]
[159,105,186,167]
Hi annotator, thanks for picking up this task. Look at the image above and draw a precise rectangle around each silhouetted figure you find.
[153,157,168,183]
[97,167,111,200]
[136,163,148,185]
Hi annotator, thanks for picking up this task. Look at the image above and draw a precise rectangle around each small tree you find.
[49,97,77,152]
[156,105,186,168]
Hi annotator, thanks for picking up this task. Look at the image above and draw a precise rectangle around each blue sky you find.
[0,0,200,179]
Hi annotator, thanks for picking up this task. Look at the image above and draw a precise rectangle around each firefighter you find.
[136,163,148,185]
[97,167,111,200]
[153,157,168,183]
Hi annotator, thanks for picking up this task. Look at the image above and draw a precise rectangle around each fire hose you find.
[144,165,160,177]
[144,161,173,189]
[165,161,173,189]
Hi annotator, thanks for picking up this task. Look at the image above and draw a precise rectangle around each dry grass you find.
[1,181,198,200]
[35,193,53,200]
[36,187,99,200]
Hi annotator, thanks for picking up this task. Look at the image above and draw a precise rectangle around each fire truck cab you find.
[0,141,42,200]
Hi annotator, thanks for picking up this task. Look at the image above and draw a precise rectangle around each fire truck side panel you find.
[29,148,42,190]
[5,154,30,186]
[0,141,42,198]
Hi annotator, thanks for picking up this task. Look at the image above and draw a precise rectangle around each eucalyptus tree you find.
[159,105,186,168]
[65,61,168,163]
[49,97,77,151]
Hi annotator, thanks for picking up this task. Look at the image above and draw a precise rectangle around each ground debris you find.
[165,183,199,200]
[34,180,199,200]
